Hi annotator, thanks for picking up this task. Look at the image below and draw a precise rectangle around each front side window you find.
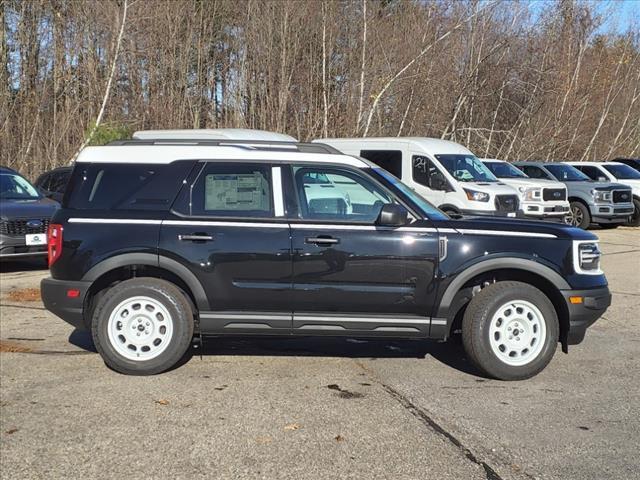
[484,162,528,179]
[520,166,548,179]
[190,163,272,218]
[575,165,605,181]
[545,164,590,182]
[412,156,450,190]
[603,164,640,180]
[50,171,71,193]
[293,166,392,223]
[0,174,41,200]
[373,168,448,220]
[435,154,498,182]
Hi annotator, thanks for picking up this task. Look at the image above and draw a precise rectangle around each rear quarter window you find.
[64,161,196,210]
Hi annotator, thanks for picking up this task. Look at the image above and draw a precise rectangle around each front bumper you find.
[561,286,611,345]
[0,234,47,259]
[41,278,92,330]
[521,202,569,219]
[591,204,634,223]
[460,208,519,218]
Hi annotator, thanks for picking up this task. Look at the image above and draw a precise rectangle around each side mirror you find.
[597,176,607,182]
[376,203,408,227]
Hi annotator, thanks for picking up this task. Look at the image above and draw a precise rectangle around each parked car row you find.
[2,135,639,264]
[40,129,612,380]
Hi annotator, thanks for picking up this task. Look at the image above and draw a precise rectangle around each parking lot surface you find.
[1,228,639,480]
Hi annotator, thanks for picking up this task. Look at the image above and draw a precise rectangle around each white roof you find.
[133,128,298,142]
[315,137,474,155]
[565,161,624,166]
[75,145,368,167]
[481,158,503,163]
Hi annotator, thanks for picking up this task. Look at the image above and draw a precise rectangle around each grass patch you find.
[0,340,33,353]
[6,288,41,302]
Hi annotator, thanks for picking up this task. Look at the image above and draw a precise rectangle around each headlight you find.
[464,189,490,202]
[573,240,602,275]
[592,189,611,203]
[518,186,542,201]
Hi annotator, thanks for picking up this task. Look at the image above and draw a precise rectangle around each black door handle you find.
[178,233,214,242]
[305,236,339,245]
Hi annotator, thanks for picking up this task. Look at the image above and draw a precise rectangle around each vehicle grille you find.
[0,218,50,237]
[495,195,519,212]
[612,190,632,203]
[543,188,567,201]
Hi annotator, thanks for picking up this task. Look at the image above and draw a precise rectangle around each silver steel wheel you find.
[488,300,547,367]
[107,296,174,361]
[570,205,583,227]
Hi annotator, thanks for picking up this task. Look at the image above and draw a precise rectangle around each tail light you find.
[48,224,63,267]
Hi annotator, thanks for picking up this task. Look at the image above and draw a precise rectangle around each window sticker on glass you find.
[204,173,269,211]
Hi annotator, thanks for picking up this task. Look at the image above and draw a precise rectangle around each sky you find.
[527,0,640,34]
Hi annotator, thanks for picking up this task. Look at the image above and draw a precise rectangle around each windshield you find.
[603,164,640,180]
[435,154,498,182]
[0,173,41,200]
[483,161,528,179]
[545,164,590,181]
[372,168,448,220]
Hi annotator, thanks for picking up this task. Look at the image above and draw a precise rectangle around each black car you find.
[1,166,58,260]
[34,166,72,203]
[40,139,611,380]
[612,158,640,172]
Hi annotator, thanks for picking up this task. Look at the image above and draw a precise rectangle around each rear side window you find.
[176,163,273,218]
[50,171,71,194]
[65,161,196,210]
[359,150,403,178]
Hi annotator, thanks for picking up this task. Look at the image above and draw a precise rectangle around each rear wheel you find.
[462,281,559,380]
[627,198,640,227]
[92,278,194,375]
[569,201,591,229]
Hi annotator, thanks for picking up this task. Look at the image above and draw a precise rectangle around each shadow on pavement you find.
[68,330,482,377]
[0,258,48,273]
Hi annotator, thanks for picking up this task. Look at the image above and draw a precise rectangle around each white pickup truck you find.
[482,159,570,222]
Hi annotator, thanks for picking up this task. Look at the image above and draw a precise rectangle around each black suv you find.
[34,166,72,203]
[41,139,611,380]
[1,166,58,260]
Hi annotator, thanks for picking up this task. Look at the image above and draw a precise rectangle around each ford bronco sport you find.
[41,135,611,380]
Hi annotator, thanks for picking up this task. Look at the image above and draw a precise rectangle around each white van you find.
[312,137,521,217]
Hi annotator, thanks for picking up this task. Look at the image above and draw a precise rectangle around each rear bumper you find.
[561,286,611,345]
[41,278,92,330]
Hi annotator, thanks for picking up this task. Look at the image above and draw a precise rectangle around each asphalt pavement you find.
[1,227,639,479]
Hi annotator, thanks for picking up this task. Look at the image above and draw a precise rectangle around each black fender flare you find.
[438,204,461,213]
[435,257,570,318]
[83,253,209,310]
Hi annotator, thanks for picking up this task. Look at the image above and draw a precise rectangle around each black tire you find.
[569,201,591,229]
[461,281,559,381]
[627,198,640,227]
[91,278,194,375]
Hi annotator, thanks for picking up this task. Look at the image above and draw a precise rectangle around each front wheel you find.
[627,198,640,227]
[569,201,591,229]
[462,281,559,380]
[92,278,194,375]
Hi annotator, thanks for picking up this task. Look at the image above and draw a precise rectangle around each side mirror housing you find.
[597,176,607,182]
[376,203,409,227]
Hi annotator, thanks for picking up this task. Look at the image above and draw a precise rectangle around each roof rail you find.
[107,139,342,154]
